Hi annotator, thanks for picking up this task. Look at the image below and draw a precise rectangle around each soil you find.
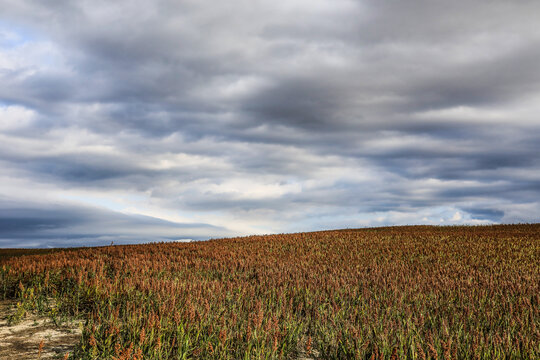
[0,300,82,359]
[296,335,320,360]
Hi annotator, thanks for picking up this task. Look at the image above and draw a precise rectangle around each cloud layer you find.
[1,0,539,247]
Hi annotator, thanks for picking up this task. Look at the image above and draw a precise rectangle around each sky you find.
[1,0,539,247]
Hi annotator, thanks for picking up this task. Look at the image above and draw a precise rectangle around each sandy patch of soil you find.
[296,335,320,360]
[0,300,82,359]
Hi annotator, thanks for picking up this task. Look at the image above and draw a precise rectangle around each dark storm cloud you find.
[0,202,226,248]
[242,76,352,131]
[1,0,539,246]
[0,209,80,233]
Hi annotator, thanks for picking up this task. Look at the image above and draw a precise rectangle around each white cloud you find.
[451,211,462,221]
[0,105,35,130]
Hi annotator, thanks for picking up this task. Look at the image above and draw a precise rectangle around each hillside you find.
[1,225,539,359]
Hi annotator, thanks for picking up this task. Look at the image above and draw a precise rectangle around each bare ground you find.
[0,300,82,359]
[296,335,320,360]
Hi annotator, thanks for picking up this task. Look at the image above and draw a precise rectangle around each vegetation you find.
[1,224,539,359]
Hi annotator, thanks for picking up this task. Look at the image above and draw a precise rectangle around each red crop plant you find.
[1,224,538,359]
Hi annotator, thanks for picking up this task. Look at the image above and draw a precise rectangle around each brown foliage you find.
[1,224,539,359]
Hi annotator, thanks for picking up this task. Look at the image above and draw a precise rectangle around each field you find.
[1,225,539,359]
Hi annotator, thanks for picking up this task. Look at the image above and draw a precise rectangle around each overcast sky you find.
[1,0,539,247]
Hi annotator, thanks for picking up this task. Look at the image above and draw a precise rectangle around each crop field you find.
[1,224,539,359]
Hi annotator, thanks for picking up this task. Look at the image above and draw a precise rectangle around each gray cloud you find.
[1,0,539,246]
[0,200,227,248]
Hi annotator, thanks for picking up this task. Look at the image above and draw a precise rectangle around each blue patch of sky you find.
[0,20,39,48]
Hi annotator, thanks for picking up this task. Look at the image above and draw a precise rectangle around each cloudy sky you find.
[1,0,539,247]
